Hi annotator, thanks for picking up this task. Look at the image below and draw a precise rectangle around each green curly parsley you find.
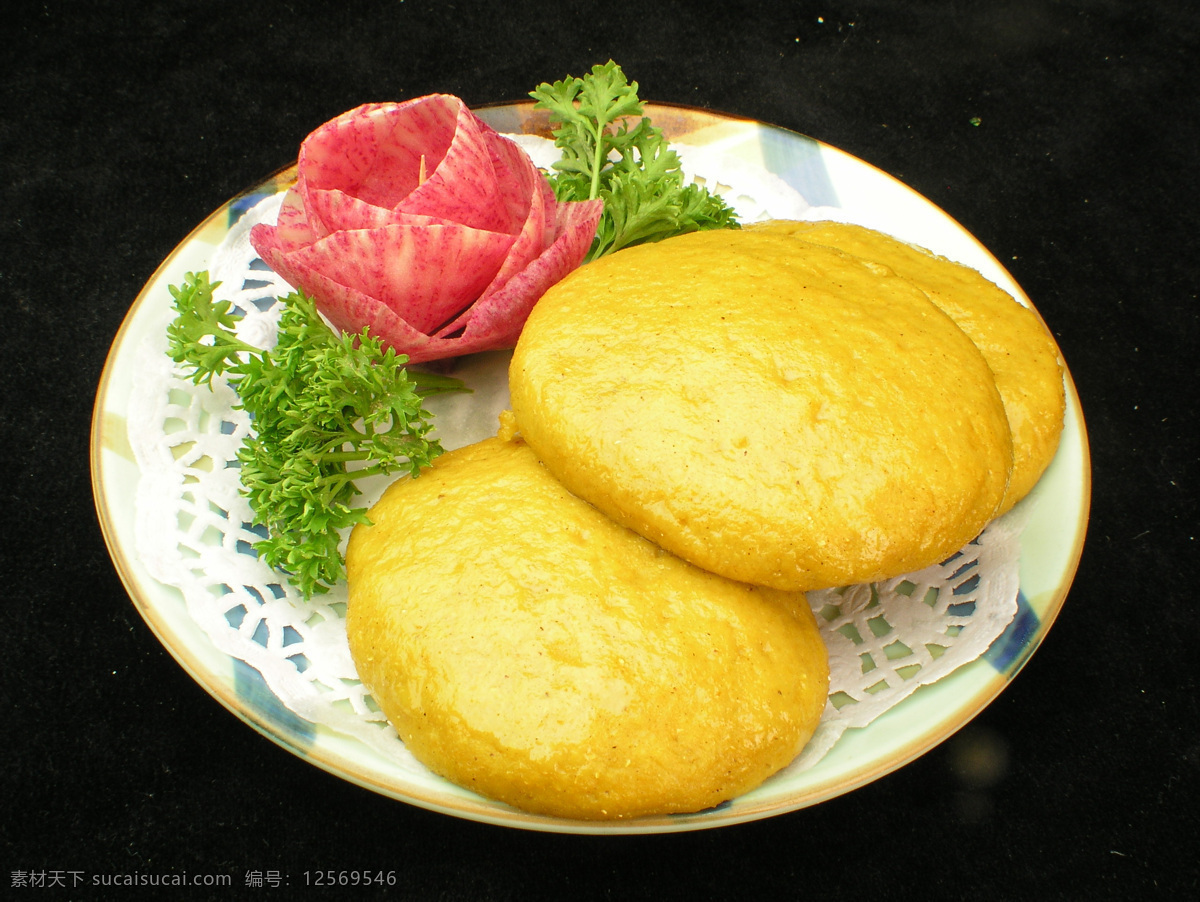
[531,60,739,262]
[166,271,465,598]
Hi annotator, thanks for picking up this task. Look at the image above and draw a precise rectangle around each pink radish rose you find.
[250,96,602,364]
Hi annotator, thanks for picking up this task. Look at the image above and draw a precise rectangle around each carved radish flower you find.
[250,96,602,364]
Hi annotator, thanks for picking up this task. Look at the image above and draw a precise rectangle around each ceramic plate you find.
[91,102,1090,834]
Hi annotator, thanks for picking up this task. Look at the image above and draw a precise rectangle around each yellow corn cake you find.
[508,227,1014,591]
[346,433,829,820]
[760,220,1064,513]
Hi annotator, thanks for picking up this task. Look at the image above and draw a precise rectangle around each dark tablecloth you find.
[4,1,1196,898]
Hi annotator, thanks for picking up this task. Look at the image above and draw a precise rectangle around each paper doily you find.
[128,146,1023,787]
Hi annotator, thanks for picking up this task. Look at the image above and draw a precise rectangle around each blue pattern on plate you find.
[671,798,734,818]
[983,590,1041,675]
[760,127,840,207]
[227,191,278,228]
[233,658,316,743]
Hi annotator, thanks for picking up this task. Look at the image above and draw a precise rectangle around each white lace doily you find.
[129,146,1023,787]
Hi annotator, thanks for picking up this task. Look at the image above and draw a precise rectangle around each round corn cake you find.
[346,433,829,820]
[508,227,1014,591]
[761,220,1064,513]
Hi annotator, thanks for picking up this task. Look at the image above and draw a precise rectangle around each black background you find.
[3,1,1197,898]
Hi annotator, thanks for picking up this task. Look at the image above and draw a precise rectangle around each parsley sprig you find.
[531,60,739,261]
[166,271,465,598]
